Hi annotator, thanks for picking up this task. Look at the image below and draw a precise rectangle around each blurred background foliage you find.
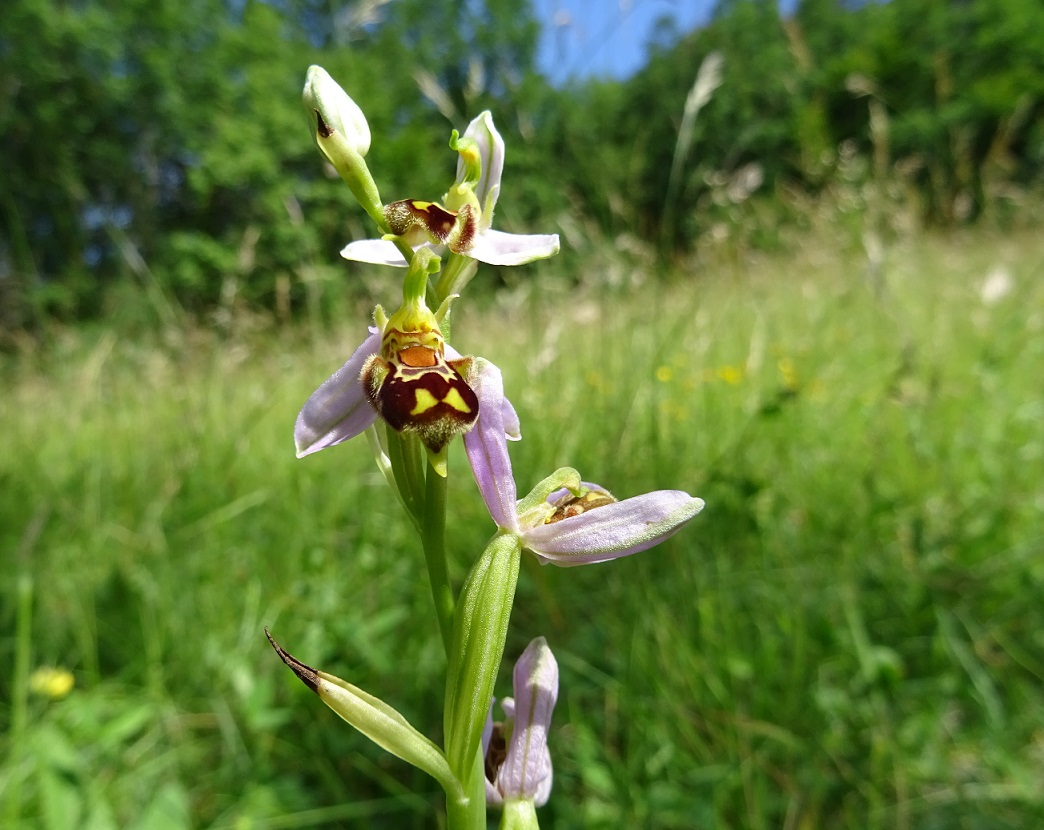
[2,0,1043,332]
[3,2,1044,828]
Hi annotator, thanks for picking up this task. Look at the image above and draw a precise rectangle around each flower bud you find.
[303,65,370,156]
[483,637,558,815]
[302,66,384,226]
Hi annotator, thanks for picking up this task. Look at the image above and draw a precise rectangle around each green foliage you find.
[0,0,543,329]
[2,225,1043,826]
[3,0,1044,327]
[522,0,1044,254]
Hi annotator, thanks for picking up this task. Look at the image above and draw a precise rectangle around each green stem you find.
[386,429,422,522]
[446,747,487,830]
[392,235,417,265]
[435,252,479,304]
[421,462,454,655]
[403,434,427,507]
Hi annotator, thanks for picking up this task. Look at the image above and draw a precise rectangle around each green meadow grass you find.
[2,226,1043,829]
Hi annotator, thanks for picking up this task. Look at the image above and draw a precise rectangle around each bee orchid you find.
[341,112,559,270]
[294,255,521,464]
[464,360,704,565]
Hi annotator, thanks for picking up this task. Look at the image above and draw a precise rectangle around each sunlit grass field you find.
[2,226,1043,829]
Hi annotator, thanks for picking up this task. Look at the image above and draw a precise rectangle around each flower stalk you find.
[422,455,454,654]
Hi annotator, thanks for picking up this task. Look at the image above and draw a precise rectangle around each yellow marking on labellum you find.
[442,386,472,414]
[410,388,440,416]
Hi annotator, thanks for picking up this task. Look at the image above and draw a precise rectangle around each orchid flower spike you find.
[464,360,704,565]
[483,637,558,817]
[341,111,559,273]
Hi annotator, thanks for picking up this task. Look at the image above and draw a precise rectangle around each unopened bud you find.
[303,65,370,156]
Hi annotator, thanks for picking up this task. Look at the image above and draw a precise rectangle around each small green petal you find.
[516,468,582,526]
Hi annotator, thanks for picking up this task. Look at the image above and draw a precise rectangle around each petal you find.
[464,359,520,532]
[516,468,583,527]
[467,230,560,266]
[294,331,380,458]
[444,346,519,443]
[534,761,553,808]
[340,238,410,266]
[499,638,557,803]
[486,774,503,807]
[521,491,704,566]
[546,481,604,503]
[501,395,521,441]
[444,343,464,361]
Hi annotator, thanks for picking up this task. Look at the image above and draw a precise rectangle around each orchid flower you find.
[464,360,704,565]
[482,637,558,813]
[294,330,521,460]
[341,111,559,271]
[295,249,481,474]
[294,262,523,468]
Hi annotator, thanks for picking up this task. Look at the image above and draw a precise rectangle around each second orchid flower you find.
[464,360,704,566]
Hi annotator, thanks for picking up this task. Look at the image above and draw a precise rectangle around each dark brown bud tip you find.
[314,109,334,139]
[265,627,320,693]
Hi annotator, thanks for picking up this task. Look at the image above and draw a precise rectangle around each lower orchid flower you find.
[483,637,558,821]
[464,360,704,565]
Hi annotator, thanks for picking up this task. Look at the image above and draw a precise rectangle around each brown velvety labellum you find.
[377,366,479,452]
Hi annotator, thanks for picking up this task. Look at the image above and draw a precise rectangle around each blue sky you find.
[533,0,798,84]
[533,0,717,84]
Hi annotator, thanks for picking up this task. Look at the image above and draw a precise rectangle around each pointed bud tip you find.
[265,627,320,693]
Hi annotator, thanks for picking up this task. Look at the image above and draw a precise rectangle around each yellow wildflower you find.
[29,667,75,701]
